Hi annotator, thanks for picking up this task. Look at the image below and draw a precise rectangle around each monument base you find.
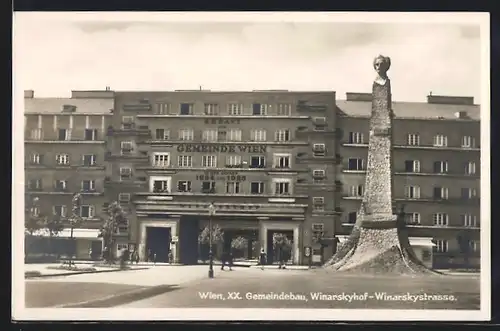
[324,222,440,275]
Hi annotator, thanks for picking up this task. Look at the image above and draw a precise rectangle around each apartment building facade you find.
[24,89,114,259]
[105,90,340,265]
[336,93,481,269]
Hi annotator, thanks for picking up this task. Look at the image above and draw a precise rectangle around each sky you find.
[13,13,484,102]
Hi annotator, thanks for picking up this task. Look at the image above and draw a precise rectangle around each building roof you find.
[24,98,114,115]
[336,100,481,121]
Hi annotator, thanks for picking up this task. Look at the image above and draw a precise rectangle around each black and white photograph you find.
[12,12,490,321]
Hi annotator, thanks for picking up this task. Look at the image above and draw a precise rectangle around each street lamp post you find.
[69,193,83,267]
[208,202,216,278]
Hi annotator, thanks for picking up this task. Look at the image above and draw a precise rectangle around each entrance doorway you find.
[223,229,259,260]
[266,229,294,265]
[145,226,171,262]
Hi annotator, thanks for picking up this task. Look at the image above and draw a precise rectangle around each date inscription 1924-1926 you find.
[196,174,247,181]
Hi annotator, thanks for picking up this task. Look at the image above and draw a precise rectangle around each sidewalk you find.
[25,263,148,278]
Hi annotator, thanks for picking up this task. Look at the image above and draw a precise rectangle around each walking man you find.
[259,248,266,270]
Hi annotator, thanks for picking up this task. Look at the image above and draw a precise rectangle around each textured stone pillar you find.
[323,55,438,275]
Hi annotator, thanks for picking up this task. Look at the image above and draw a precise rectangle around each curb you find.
[25,267,150,279]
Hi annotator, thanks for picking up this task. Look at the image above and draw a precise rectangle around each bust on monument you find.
[373,55,391,86]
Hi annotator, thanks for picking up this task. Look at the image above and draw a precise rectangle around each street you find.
[25,266,481,310]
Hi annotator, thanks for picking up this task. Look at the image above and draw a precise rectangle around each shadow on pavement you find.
[60,284,182,308]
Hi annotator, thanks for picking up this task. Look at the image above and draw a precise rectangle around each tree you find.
[231,236,248,259]
[98,201,128,263]
[198,224,224,245]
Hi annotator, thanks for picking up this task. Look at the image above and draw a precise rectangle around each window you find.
[178,155,193,167]
[461,188,477,199]
[29,153,43,165]
[153,180,170,193]
[274,180,291,195]
[54,180,67,191]
[251,182,264,194]
[202,129,218,142]
[312,197,325,212]
[58,128,71,141]
[217,130,227,141]
[313,169,326,178]
[464,161,476,175]
[202,181,216,193]
[277,104,291,116]
[228,129,242,141]
[179,129,194,141]
[347,158,365,171]
[180,103,193,115]
[118,193,131,203]
[407,134,420,146]
[53,205,67,218]
[226,182,240,194]
[433,161,448,173]
[80,205,95,218]
[273,154,291,168]
[250,156,266,168]
[433,135,448,147]
[252,103,269,115]
[228,103,243,115]
[349,185,364,197]
[120,167,132,181]
[154,103,170,115]
[152,153,170,167]
[120,141,133,154]
[462,214,478,227]
[313,144,326,156]
[204,103,219,115]
[348,132,364,144]
[433,187,449,200]
[84,129,98,141]
[226,155,242,167]
[155,129,170,140]
[56,154,70,165]
[433,213,449,226]
[462,136,476,148]
[275,129,291,142]
[348,212,357,224]
[202,155,217,168]
[82,154,96,166]
[469,240,480,252]
[81,180,96,192]
[30,207,40,217]
[434,239,448,252]
[405,186,420,199]
[404,160,420,173]
[28,179,42,190]
[121,116,135,129]
[30,129,43,140]
[250,129,267,142]
[177,181,192,192]
[404,212,421,225]
[312,223,325,237]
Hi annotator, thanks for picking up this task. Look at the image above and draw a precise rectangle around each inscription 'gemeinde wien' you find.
[177,144,267,153]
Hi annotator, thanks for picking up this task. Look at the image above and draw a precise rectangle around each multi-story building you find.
[24,89,114,259]
[336,92,481,269]
[106,90,340,265]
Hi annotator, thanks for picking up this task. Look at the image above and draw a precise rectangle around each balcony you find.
[106,125,151,137]
[341,142,481,152]
[122,103,152,112]
[296,101,327,112]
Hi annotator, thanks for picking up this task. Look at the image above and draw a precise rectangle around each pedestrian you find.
[135,251,140,264]
[228,250,233,271]
[147,249,152,263]
[153,252,157,265]
[88,248,93,261]
[259,248,266,270]
[168,251,173,264]
[221,251,227,270]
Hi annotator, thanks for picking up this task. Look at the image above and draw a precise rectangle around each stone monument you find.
[324,55,438,274]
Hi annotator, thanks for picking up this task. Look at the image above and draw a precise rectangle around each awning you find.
[29,228,102,239]
[335,235,435,247]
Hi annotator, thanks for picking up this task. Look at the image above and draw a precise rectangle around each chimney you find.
[454,111,469,119]
[345,92,372,102]
[427,94,474,105]
[24,90,34,98]
[105,86,110,91]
